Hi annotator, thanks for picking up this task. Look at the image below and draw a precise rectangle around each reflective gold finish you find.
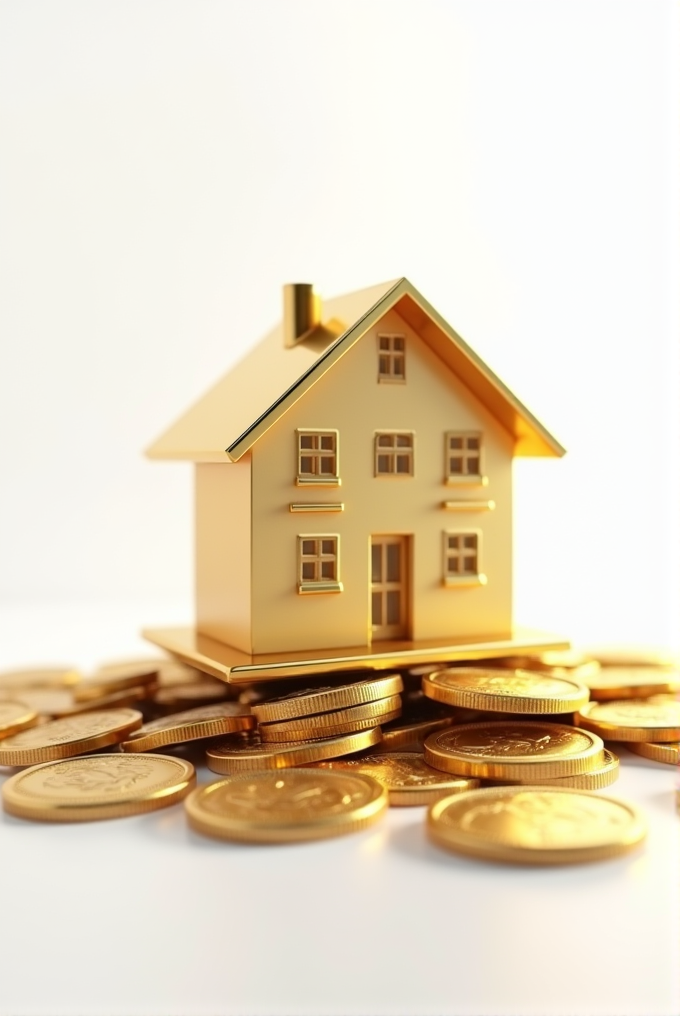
[424,722,604,780]
[488,749,620,790]
[289,503,344,513]
[0,701,39,739]
[0,709,143,766]
[2,754,195,822]
[205,726,382,773]
[575,699,680,742]
[252,674,404,723]
[422,667,590,714]
[627,741,679,765]
[259,705,401,743]
[427,786,647,864]
[185,769,388,843]
[143,625,570,683]
[74,665,159,702]
[317,753,479,806]
[582,667,680,701]
[120,703,255,752]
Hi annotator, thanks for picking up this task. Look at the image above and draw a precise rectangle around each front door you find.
[371,535,409,640]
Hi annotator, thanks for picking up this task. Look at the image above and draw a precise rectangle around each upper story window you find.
[445,431,483,483]
[378,333,405,382]
[375,432,414,476]
[297,430,340,485]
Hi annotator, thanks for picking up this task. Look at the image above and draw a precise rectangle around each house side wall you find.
[250,308,513,655]
[195,459,252,653]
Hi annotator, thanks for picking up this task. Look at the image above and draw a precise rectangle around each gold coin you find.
[0,709,143,766]
[424,721,605,780]
[252,673,404,723]
[482,652,601,682]
[185,769,388,843]
[0,685,151,719]
[206,726,382,773]
[74,665,159,702]
[0,701,39,739]
[591,647,679,669]
[258,706,402,743]
[317,753,479,806]
[99,657,206,688]
[427,785,647,865]
[487,749,620,790]
[120,703,255,752]
[2,753,195,822]
[582,667,680,701]
[575,698,680,742]
[0,667,81,691]
[153,681,235,711]
[258,694,402,736]
[422,667,590,714]
[626,740,679,765]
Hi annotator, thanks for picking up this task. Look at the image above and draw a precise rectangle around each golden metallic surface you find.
[74,665,159,702]
[143,625,569,683]
[424,721,605,780]
[582,667,680,701]
[488,749,620,790]
[422,667,590,714]
[626,740,679,765]
[590,648,680,669]
[0,701,39,739]
[258,694,402,735]
[100,657,206,688]
[575,699,680,742]
[185,769,388,843]
[379,711,457,752]
[0,667,81,691]
[206,727,382,773]
[153,681,235,711]
[427,785,647,865]
[2,686,152,718]
[259,707,401,743]
[0,709,143,766]
[252,673,404,722]
[317,753,479,806]
[484,652,601,683]
[1,753,195,822]
[120,703,255,752]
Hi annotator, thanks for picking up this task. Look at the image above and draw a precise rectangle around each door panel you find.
[371,535,409,640]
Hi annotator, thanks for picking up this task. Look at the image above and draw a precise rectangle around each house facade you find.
[148,279,563,658]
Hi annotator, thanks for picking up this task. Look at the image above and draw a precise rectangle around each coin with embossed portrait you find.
[575,698,680,741]
[317,753,479,806]
[185,769,388,843]
[424,721,605,780]
[0,701,39,740]
[2,753,195,821]
[0,709,143,766]
[427,785,647,864]
[120,703,255,752]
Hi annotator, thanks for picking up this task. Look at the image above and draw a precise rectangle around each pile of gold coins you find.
[0,648,677,864]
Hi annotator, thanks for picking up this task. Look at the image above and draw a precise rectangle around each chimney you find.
[283,283,321,348]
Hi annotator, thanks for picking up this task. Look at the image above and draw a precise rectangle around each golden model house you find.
[145,278,566,682]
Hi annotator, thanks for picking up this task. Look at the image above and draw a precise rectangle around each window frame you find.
[297,534,343,594]
[377,333,406,383]
[374,431,415,478]
[295,429,340,487]
[442,529,487,587]
[444,431,487,486]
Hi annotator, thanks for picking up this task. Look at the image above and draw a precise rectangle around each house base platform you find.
[142,625,570,684]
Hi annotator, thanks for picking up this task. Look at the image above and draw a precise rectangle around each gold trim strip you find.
[290,503,344,513]
[442,500,495,512]
[295,477,342,487]
[298,581,344,595]
[443,574,488,588]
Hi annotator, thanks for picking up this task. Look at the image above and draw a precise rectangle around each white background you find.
[0,4,678,1016]
[0,0,678,651]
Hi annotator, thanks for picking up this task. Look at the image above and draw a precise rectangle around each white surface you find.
[0,603,678,1016]
[0,1,678,653]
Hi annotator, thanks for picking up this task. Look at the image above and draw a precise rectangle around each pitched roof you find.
[146,277,565,462]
